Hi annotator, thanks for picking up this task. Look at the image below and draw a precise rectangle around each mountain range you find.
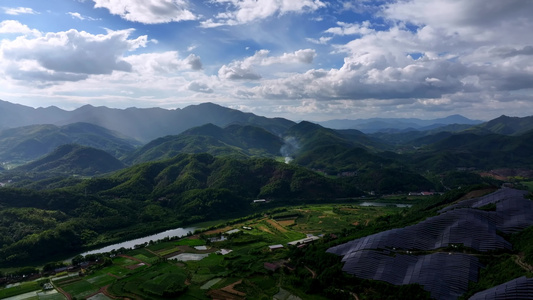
[0,122,139,163]
[0,100,294,143]
[1,99,533,189]
[0,99,488,141]
[13,144,125,176]
[318,114,483,133]
[0,99,532,300]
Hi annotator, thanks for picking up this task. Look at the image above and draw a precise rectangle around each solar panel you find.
[328,188,533,300]
[469,276,533,300]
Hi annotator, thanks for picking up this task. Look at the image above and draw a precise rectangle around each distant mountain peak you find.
[14,143,125,175]
[0,100,295,143]
[318,115,483,133]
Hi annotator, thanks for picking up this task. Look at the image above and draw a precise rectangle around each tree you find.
[72,255,84,266]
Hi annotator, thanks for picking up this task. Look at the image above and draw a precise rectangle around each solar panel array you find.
[327,188,533,300]
[339,250,481,300]
[469,276,533,300]
[327,208,511,254]
[438,188,529,213]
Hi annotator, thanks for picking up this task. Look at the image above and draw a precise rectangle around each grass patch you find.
[157,247,182,257]
[460,254,531,299]
[174,239,206,247]
[85,273,115,286]
[108,263,188,299]
[521,181,533,192]
[38,291,68,300]
[0,281,40,299]
[61,279,99,299]
[200,278,222,290]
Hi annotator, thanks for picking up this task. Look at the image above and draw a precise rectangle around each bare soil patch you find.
[266,219,287,233]
[221,280,246,296]
[258,226,273,234]
[278,220,295,226]
[203,226,234,235]
[207,279,246,300]
[340,207,359,212]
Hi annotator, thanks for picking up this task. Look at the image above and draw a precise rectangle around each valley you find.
[0,201,415,300]
[0,101,532,299]
[1,188,533,300]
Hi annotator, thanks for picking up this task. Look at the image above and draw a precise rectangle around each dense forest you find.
[0,153,360,266]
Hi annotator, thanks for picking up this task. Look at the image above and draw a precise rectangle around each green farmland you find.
[1,202,408,300]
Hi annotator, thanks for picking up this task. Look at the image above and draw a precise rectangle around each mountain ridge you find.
[318,114,484,133]
[0,100,295,142]
[0,122,140,163]
[124,123,284,164]
[13,144,126,176]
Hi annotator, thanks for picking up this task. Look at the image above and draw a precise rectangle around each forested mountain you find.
[0,100,295,142]
[0,101,530,194]
[0,153,359,265]
[13,144,126,176]
[369,115,533,147]
[102,153,359,203]
[399,130,533,172]
[281,121,433,193]
[369,124,474,146]
[124,123,284,164]
[0,122,139,163]
[0,102,532,299]
[0,100,68,130]
[318,114,482,132]
[467,115,533,135]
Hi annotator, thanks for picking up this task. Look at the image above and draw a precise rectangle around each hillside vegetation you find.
[0,122,139,163]
[0,153,359,266]
[13,144,126,175]
[125,123,284,164]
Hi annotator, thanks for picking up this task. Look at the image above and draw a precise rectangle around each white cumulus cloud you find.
[123,52,203,74]
[201,0,325,27]
[1,28,148,84]
[0,20,41,36]
[67,12,101,21]
[218,49,316,80]
[2,7,38,15]
[325,21,374,36]
[188,81,213,93]
[230,0,533,119]
[92,0,197,24]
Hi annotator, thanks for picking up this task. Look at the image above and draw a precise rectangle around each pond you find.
[81,226,196,256]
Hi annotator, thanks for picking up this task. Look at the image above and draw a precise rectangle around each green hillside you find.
[0,153,360,266]
[283,122,433,193]
[370,124,473,147]
[403,131,533,172]
[125,123,284,164]
[13,144,126,176]
[469,115,533,135]
[0,122,140,163]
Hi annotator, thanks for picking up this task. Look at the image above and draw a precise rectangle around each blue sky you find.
[0,0,532,121]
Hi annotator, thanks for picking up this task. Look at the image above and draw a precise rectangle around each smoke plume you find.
[280,136,299,164]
